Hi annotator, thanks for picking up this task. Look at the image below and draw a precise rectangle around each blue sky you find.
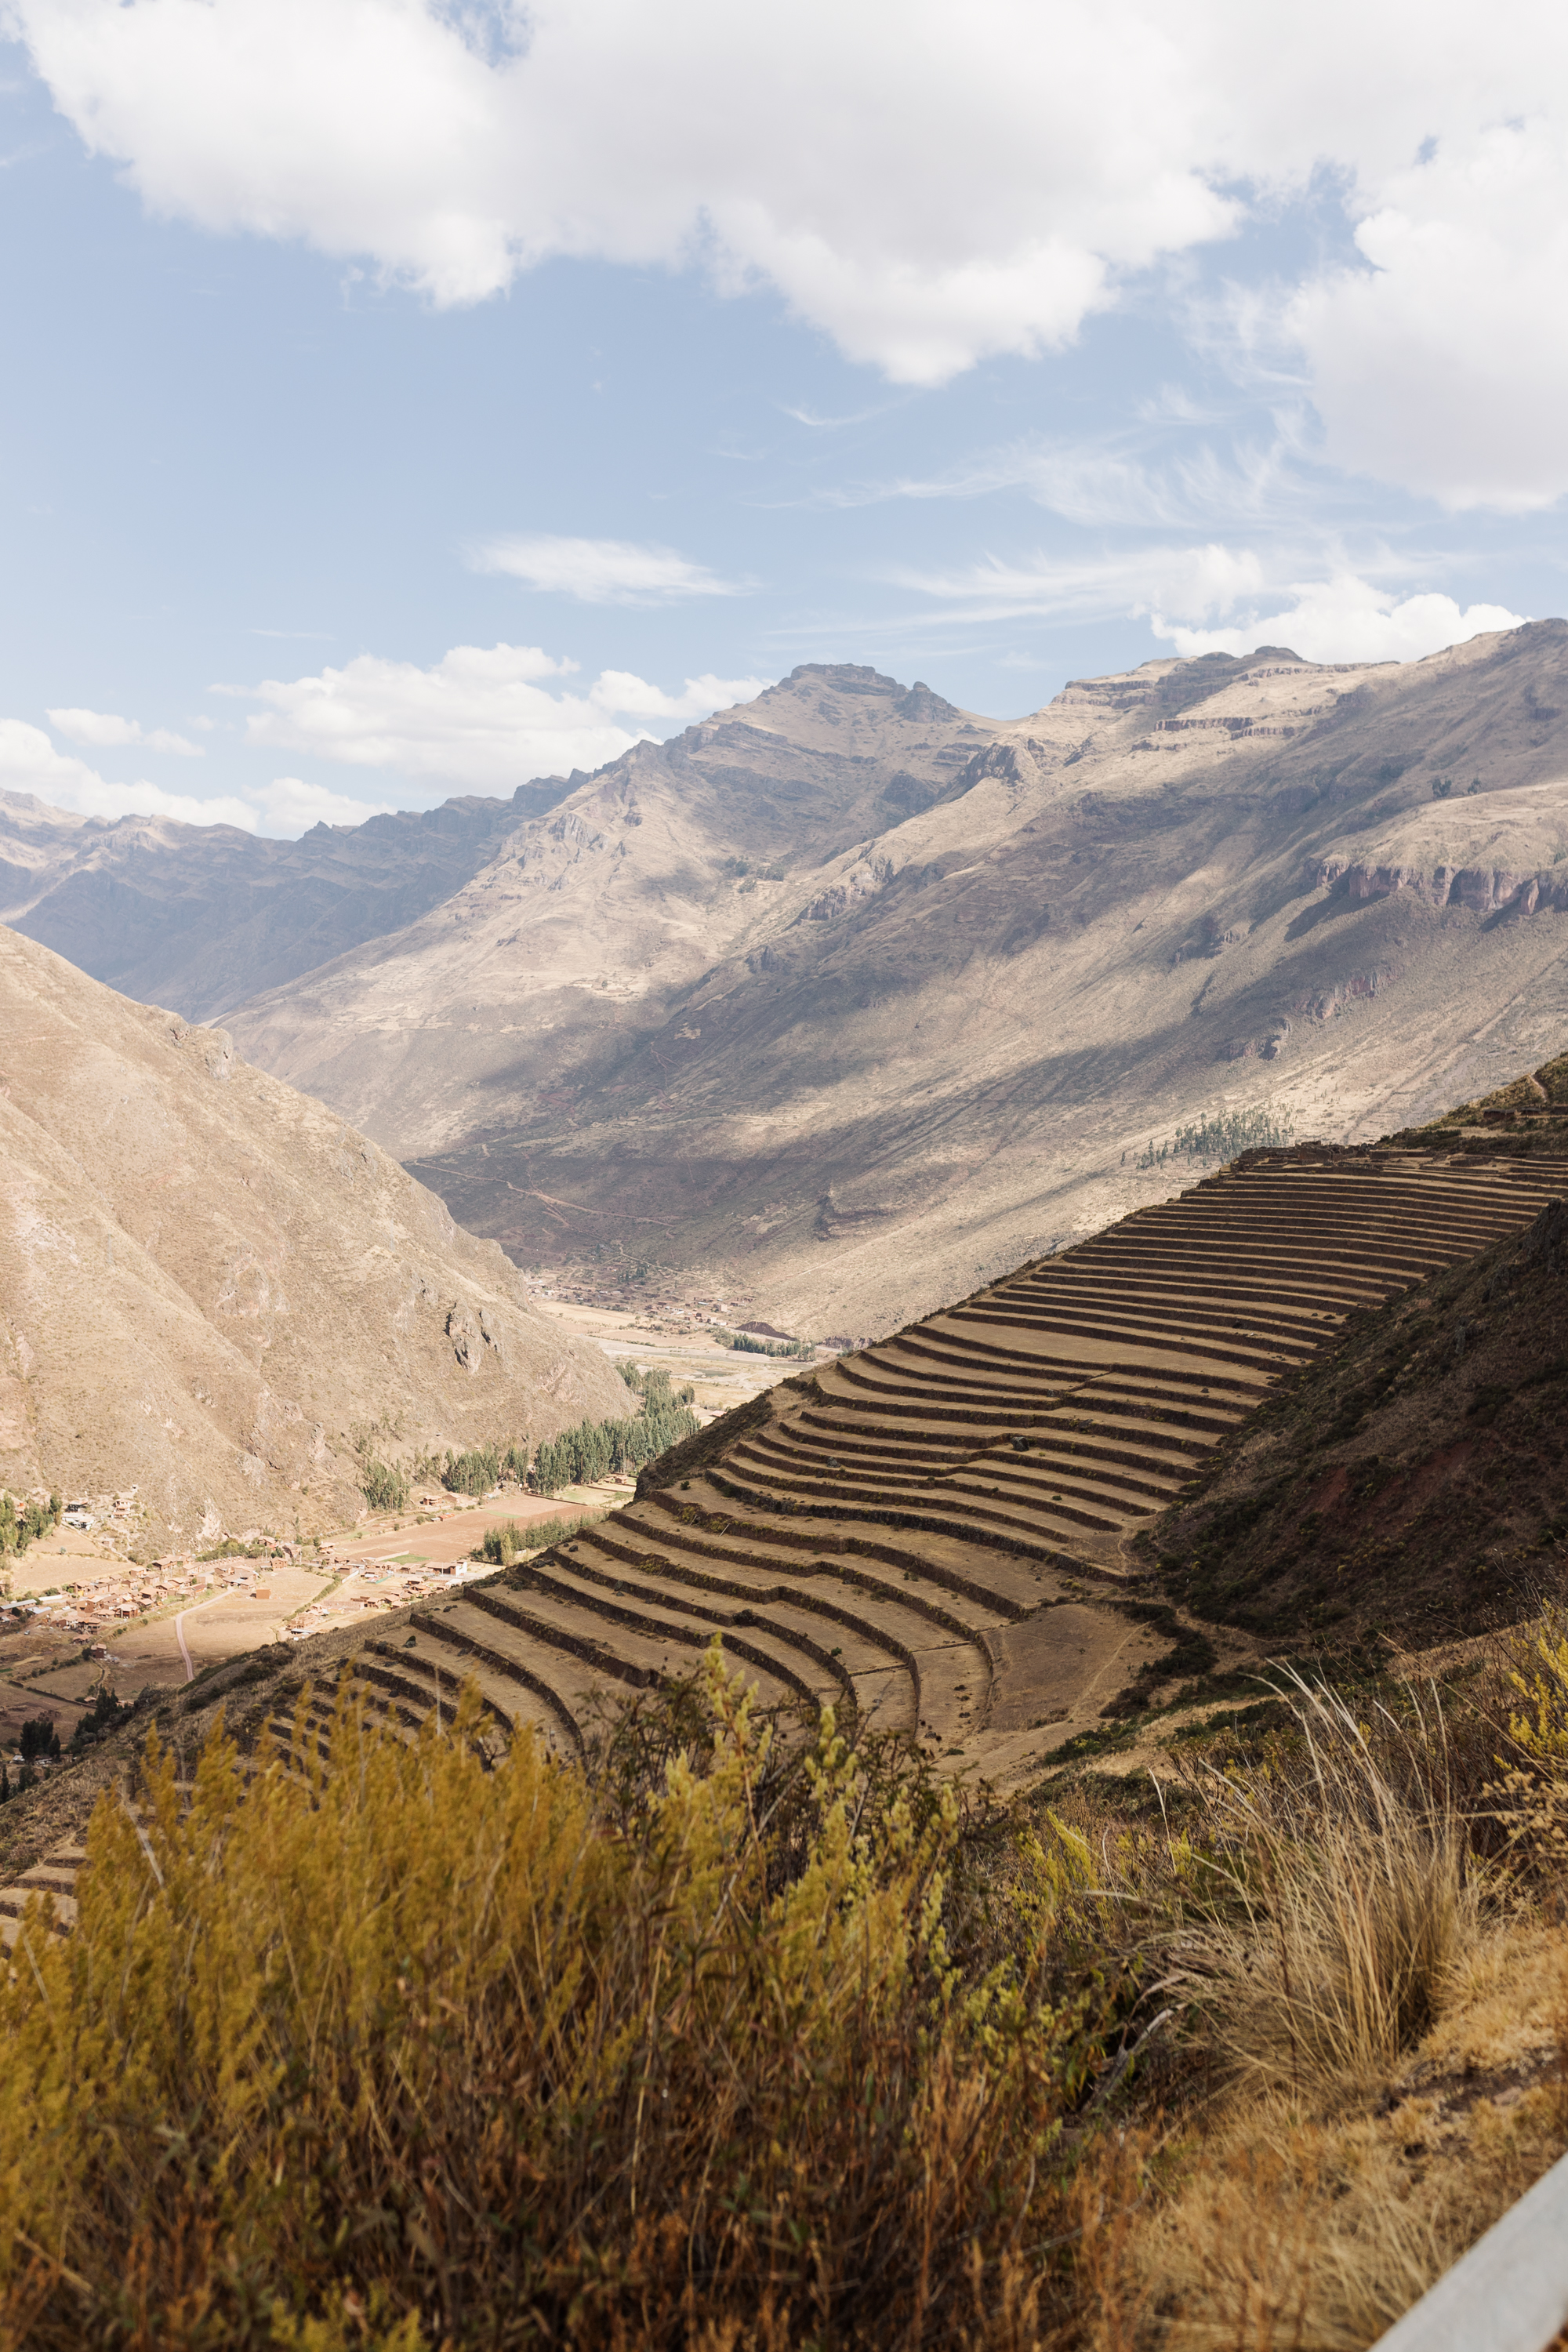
[2,0,1566,834]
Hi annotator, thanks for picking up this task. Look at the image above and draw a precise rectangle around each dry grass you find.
[1181,1676,1481,2100]
[1062,1646,1568,2351]
[1123,2090,1558,2352]
[0,1646,1105,2351]
[5,1629,1568,2350]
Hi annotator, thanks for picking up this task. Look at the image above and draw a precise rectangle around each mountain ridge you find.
[10,635,1568,1344]
[237,629,1568,1334]
[0,927,627,1548]
[1,771,578,1020]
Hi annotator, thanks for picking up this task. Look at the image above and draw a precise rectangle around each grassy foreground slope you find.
[4,1585,1568,2347]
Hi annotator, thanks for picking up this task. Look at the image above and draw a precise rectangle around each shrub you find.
[70,1688,127,1753]
[0,1494,59,1556]
[1175,1674,1479,2096]
[0,1652,1102,2348]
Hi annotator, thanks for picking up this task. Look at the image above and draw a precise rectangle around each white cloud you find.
[1288,122,1568,511]
[47,706,205,755]
[1151,575,1528,666]
[889,542,1268,626]
[470,534,744,603]
[227,641,770,787]
[896,541,1530,668]
[5,0,1243,385]
[0,719,257,828]
[13,1,1568,492]
[252,776,398,833]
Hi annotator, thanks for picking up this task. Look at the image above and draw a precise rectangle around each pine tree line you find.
[358,1369,701,1512]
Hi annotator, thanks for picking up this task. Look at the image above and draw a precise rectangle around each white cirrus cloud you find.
[46,706,205,755]
[889,541,1269,627]
[0,719,257,829]
[895,541,1530,667]
[469,534,745,604]
[1151,575,1528,666]
[224,641,771,787]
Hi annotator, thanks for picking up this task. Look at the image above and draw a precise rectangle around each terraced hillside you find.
[277,1137,1568,1788]
[8,1131,1568,1944]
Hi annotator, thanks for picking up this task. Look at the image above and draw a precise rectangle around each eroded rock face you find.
[0,928,626,1542]
[1323,856,1568,913]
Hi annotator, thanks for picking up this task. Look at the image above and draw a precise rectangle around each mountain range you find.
[8,629,1568,1340]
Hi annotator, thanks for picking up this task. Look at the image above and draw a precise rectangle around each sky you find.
[2,0,1566,836]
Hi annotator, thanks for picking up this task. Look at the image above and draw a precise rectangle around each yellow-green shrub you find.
[0,1646,1098,2350]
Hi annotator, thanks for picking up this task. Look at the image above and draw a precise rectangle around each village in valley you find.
[0,1289,837,1779]
[0,1471,630,1773]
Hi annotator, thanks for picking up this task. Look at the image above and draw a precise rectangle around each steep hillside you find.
[225,632,1568,1338]
[1,774,572,1018]
[1146,1054,1568,1649]
[0,927,626,1548]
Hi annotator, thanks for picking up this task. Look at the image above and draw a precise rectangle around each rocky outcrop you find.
[952,739,1058,793]
[1316,857,1568,914]
[1287,963,1401,1021]
[1221,1018,1292,1062]
[796,855,895,924]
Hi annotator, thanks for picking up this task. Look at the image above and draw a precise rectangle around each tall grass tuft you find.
[1183,1672,1479,2099]
[0,1644,1104,2349]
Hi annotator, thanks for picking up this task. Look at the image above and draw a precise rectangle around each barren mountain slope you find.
[2,774,573,1018]
[0,927,626,1545]
[228,666,993,1149]
[225,630,1568,1340]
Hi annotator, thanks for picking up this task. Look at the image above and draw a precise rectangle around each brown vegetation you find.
[3,1620,1568,2348]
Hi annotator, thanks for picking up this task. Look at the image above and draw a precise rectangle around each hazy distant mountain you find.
[212,635,1568,1336]
[0,927,627,1545]
[0,773,576,1019]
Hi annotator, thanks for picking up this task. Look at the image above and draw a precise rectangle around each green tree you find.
[442,1446,503,1498]
[361,1459,410,1513]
